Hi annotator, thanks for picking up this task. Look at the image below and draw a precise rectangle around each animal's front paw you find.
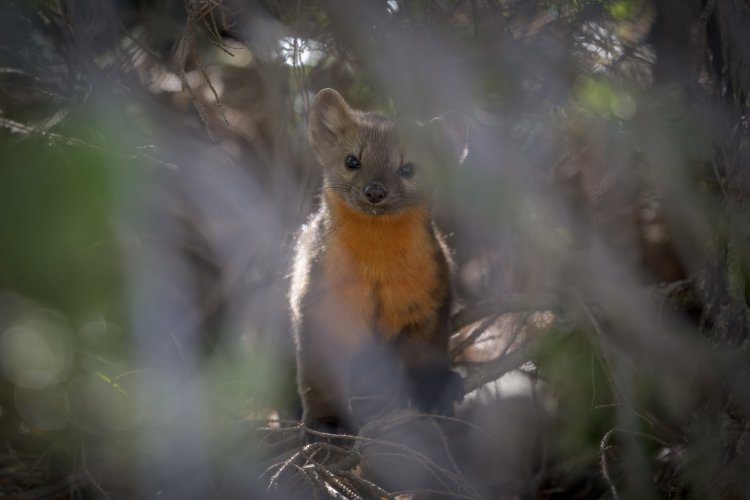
[302,416,350,444]
[410,365,464,416]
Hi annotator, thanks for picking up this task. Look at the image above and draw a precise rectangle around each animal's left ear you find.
[425,111,470,165]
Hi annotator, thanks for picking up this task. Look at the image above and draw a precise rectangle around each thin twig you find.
[0,117,177,169]
[600,428,619,500]
[80,446,112,500]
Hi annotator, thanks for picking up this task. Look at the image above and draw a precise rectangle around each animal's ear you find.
[425,111,469,165]
[308,88,354,148]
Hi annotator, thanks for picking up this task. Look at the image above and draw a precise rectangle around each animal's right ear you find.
[308,88,354,148]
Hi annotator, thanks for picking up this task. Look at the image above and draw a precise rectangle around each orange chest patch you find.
[321,193,443,336]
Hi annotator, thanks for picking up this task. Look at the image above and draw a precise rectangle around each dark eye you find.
[398,162,416,179]
[345,155,361,170]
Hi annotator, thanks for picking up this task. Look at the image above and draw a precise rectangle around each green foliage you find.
[574,76,637,120]
[0,135,122,321]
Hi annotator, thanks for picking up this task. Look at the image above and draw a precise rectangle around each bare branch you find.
[451,293,558,331]
[459,345,531,395]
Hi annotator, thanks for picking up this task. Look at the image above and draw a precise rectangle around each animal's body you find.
[289,88,463,434]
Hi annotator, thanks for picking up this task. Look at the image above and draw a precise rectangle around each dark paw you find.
[302,416,350,444]
[410,366,464,415]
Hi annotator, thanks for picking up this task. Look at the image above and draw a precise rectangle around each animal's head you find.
[308,88,467,216]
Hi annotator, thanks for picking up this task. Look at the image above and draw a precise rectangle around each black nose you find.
[364,182,388,204]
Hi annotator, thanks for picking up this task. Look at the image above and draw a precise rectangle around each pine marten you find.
[290,88,465,436]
